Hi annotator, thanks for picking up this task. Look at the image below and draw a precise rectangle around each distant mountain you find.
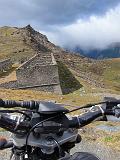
[72,42,120,59]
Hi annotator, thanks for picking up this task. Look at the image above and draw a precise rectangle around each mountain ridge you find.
[0,25,86,61]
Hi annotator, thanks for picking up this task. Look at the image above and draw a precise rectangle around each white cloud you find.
[0,0,120,50]
[44,4,120,49]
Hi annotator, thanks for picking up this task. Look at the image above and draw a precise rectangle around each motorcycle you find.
[0,97,120,160]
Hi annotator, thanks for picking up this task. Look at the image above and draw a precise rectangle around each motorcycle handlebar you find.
[69,109,116,128]
[0,98,119,133]
[0,98,119,151]
[0,105,119,133]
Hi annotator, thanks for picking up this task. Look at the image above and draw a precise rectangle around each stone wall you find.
[16,64,60,86]
[0,59,12,72]
[16,53,62,94]
[19,53,53,69]
[18,84,62,94]
[0,53,80,94]
[0,80,62,94]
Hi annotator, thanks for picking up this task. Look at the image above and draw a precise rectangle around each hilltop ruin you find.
[0,52,81,94]
[16,52,62,94]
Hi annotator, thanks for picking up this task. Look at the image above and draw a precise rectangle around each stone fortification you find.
[0,59,12,72]
[16,52,62,94]
[0,52,81,94]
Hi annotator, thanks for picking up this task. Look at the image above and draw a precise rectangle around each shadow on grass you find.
[57,61,82,94]
[0,67,17,78]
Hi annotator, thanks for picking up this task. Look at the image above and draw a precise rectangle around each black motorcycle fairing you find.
[38,102,69,114]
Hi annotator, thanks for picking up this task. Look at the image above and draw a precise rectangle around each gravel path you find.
[72,139,120,160]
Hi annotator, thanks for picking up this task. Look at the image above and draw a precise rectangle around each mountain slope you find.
[0,25,95,86]
[0,25,87,63]
[0,25,119,92]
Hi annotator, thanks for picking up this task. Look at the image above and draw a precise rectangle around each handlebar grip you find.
[104,97,120,109]
[68,110,102,128]
[69,109,115,129]
[0,99,39,109]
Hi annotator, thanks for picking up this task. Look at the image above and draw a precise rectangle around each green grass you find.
[104,136,113,142]
[80,121,120,151]
[74,58,120,92]
[101,59,120,91]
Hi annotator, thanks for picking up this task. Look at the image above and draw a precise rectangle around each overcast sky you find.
[0,0,120,49]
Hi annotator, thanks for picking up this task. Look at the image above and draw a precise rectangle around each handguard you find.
[0,137,13,150]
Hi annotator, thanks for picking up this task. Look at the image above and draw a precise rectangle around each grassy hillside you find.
[69,58,120,92]
[91,58,120,91]
[0,26,36,62]
[102,58,120,91]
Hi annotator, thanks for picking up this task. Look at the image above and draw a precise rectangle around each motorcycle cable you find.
[65,101,107,114]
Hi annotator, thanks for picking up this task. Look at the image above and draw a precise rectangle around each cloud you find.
[0,0,120,49]
[26,0,120,25]
[44,4,120,49]
[0,0,120,27]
